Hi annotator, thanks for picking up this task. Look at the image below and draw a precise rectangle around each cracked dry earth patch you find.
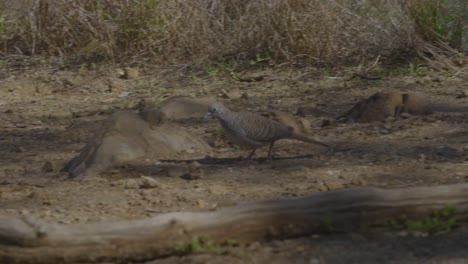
[0,66,467,263]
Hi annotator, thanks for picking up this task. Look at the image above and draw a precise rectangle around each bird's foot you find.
[267,149,277,160]
[245,150,256,160]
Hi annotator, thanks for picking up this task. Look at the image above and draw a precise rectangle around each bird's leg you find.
[267,141,276,159]
[246,149,256,160]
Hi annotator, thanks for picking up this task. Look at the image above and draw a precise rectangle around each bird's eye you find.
[211,108,217,113]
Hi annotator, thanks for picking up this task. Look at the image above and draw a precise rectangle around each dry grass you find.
[0,0,465,66]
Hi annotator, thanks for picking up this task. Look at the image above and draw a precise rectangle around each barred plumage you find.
[205,102,329,159]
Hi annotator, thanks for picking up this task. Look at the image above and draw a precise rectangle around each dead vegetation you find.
[0,0,465,66]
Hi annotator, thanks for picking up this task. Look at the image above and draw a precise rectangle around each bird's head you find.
[204,102,228,120]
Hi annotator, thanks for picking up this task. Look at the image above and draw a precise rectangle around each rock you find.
[186,161,204,180]
[107,78,125,93]
[140,176,160,188]
[117,91,130,98]
[196,199,206,208]
[15,146,25,153]
[165,165,189,178]
[208,185,229,195]
[321,120,331,127]
[122,67,139,79]
[456,90,468,99]
[416,76,432,84]
[42,160,65,172]
[418,154,426,162]
[324,180,345,190]
[124,179,141,189]
[430,75,444,82]
[380,129,389,134]
[61,78,76,88]
[221,89,243,99]
[35,83,54,94]
[240,91,249,100]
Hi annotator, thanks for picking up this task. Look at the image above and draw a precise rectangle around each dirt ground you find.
[0,63,467,263]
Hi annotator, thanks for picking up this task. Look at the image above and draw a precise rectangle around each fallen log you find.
[1,183,468,263]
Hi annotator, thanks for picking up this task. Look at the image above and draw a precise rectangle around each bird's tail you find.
[290,132,329,148]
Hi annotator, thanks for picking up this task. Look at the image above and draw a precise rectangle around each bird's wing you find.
[237,112,291,142]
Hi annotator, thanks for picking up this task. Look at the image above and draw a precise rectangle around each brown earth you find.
[0,64,467,263]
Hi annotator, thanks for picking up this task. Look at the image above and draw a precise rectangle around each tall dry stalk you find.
[0,0,464,66]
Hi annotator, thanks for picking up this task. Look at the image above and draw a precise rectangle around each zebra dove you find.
[204,102,329,159]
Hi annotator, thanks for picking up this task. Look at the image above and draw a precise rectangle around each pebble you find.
[140,176,160,188]
[324,181,345,190]
[42,160,64,172]
[186,161,204,180]
[124,179,141,189]
[456,90,468,99]
[165,165,189,178]
[221,88,243,99]
[196,199,206,208]
[122,67,139,79]
[107,78,124,93]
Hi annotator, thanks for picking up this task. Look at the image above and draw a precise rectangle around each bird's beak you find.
[203,112,213,121]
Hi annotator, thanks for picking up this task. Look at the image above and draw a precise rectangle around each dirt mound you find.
[138,107,167,128]
[63,110,211,178]
[158,96,216,120]
[340,92,432,122]
[262,110,312,134]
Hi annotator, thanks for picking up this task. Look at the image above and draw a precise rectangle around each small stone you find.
[351,177,367,185]
[402,77,417,86]
[62,78,76,88]
[309,258,321,264]
[324,181,345,190]
[15,146,25,153]
[321,119,331,127]
[418,154,426,162]
[165,165,189,178]
[240,92,249,100]
[208,185,229,195]
[140,176,160,188]
[456,90,468,99]
[116,68,125,78]
[107,78,125,93]
[315,181,328,192]
[186,161,204,180]
[248,242,261,250]
[196,199,206,208]
[221,89,242,99]
[42,160,64,172]
[123,67,139,79]
[20,209,29,215]
[124,179,141,189]
[117,91,130,98]
[416,76,432,84]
